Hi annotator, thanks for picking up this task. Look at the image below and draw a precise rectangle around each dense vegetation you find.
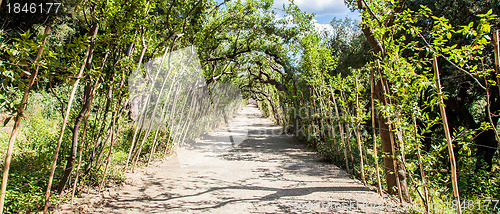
[0,0,499,213]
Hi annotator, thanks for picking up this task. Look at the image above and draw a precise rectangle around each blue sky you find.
[213,0,361,33]
[272,0,361,24]
[214,0,360,25]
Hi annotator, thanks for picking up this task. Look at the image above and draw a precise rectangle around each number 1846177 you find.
[6,3,62,14]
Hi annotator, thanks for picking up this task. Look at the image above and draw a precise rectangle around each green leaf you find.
[3,116,12,126]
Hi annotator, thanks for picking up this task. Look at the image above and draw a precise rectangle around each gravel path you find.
[91,104,396,213]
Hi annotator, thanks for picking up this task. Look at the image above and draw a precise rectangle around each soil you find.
[60,104,399,213]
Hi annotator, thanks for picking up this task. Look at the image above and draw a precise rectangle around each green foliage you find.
[0,91,60,213]
[326,17,372,76]
[1,0,500,212]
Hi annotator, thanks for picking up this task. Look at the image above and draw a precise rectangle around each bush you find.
[0,91,61,213]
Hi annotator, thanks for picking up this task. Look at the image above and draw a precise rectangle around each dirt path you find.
[91,104,396,213]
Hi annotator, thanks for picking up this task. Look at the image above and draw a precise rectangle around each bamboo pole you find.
[433,56,462,214]
[130,48,172,171]
[493,30,500,95]
[319,87,332,150]
[147,84,184,166]
[85,78,114,174]
[342,90,355,174]
[98,111,117,192]
[413,116,429,213]
[166,85,183,146]
[387,109,403,202]
[125,48,169,170]
[70,113,89,205]
[69,52,107,203]
[124,100,147,170]
[93,85,115,174]
[0,27,50,214]
[370,65,383,196]
[329,87,350,172]
[310,87,318,142]
[146,77,181,160]
[98,75,126,191]
[147,109,168,166]
[43,24,98,214]
[321,86,339,157]
[346,122,354,174]
[132,42,191,170]
[327,89,340,158]
[354,75,366,184]
[395,119,411,203]
[179,89,200,147]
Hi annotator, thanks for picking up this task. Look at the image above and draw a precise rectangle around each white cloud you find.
[273,0,349,16]
[312,18,334,34]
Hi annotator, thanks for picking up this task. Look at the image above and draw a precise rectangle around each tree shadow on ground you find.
[99,105,389,213]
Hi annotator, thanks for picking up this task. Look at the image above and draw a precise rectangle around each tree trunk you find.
[99,74,127,191]
[374,60,411,202]
[43,23,98,214]
[0,27,50,214]
[355,0,407,201]
[374,81,398,196]
[70,112,89,205]
[70,51,107,204]
[57,81,93,194]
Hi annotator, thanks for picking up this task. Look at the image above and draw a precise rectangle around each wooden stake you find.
[330,87,350,172]
[70,113,89,205]
[342,90,355,174]
[126,47,169,170]
[370,65,383,196]
[413,116,429,213]
[324,87,339,157]
[44,24,98,213]
[70,61,105,203]
[354,75,366,184]
[99,111,117,192]
[131,48,171,172]
[0,27,50,214]
[493,30,500,95]
[433,56,462,214]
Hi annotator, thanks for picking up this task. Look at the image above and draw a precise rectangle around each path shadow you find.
[102,178,375,213]
[99,105,388,213]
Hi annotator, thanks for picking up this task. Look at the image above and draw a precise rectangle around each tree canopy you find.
[0,0,499,213]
